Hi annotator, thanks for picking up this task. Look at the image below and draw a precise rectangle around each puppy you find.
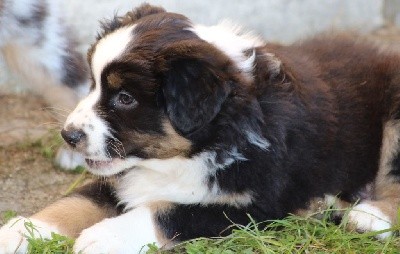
[0,0,88,169]
[1,3,400,253]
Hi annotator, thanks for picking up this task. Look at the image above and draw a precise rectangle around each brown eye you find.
[118,92,134,105]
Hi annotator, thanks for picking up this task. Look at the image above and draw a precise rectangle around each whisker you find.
[105,148,112,160]
[106,140,125,158]
[43,106,72,114]
[111,137,126,157]
[38,122,63,128]
[115,141,126,157]
[106,141,120,157]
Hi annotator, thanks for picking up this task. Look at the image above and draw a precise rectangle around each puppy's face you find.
[61,5,243,176]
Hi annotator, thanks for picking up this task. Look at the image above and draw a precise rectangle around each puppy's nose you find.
[61,128,86,148]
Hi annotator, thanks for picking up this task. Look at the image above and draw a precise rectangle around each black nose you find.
[61,128,86,147]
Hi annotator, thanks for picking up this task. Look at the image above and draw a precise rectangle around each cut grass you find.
[24,209,400,254]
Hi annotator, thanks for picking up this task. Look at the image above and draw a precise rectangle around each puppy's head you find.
[61,4,264,175]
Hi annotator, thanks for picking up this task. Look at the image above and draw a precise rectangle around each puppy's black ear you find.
[158,41,232,135]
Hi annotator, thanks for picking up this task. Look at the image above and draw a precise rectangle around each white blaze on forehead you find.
[92,24,136,86]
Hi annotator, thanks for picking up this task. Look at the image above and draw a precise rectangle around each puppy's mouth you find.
[85,158,114,169]
[83,156,141,176]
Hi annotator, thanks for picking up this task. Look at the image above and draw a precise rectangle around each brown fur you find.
[87,44,95,73]
[31,197,116,238]
[377,121,400,183]
[368,195,400,224]
[107,72,123,89]
[362,120,400,225]
[295,195,351,218]
[124,120,191,158]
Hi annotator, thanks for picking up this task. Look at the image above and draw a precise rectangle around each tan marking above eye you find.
[107,72,124,88]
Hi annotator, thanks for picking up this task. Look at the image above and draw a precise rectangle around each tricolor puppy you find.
[2,3,400,253]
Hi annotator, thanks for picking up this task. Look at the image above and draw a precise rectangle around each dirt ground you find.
[0,94,79,224]
[1,26,400,226]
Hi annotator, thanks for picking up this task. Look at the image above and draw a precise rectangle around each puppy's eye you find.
[112,91,138,110]
[118,92,134,105]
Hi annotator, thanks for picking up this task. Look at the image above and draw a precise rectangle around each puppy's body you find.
[1,4,400,253]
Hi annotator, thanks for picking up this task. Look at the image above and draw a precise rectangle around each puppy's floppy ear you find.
[157,41,232,135]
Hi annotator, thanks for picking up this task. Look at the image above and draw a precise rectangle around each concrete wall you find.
[0,0,397,91]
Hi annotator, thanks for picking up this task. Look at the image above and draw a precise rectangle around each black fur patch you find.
[390,153,400,179]
[73,180,124,214]
[162,58,231,134]
[156,204,253,241]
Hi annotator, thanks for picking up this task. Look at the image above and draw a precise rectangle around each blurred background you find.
[61,0,387,47]
[1,0,400,92]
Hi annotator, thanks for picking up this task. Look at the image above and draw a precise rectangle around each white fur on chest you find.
[117,151,252,209]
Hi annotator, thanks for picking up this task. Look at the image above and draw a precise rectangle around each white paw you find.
[74,208,159,254]
[347,203,392,239]
[0,216,59,254]
[74,219,145,254]
[55,146,85,170]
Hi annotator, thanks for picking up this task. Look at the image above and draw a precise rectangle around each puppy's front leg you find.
[74,202,258,254]
[0,181,119,254]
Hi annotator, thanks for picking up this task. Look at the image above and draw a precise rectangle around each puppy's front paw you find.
[74,218,149,254]
[347,203,393,239]
[55,146,85,170]
[0,216,59,254]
